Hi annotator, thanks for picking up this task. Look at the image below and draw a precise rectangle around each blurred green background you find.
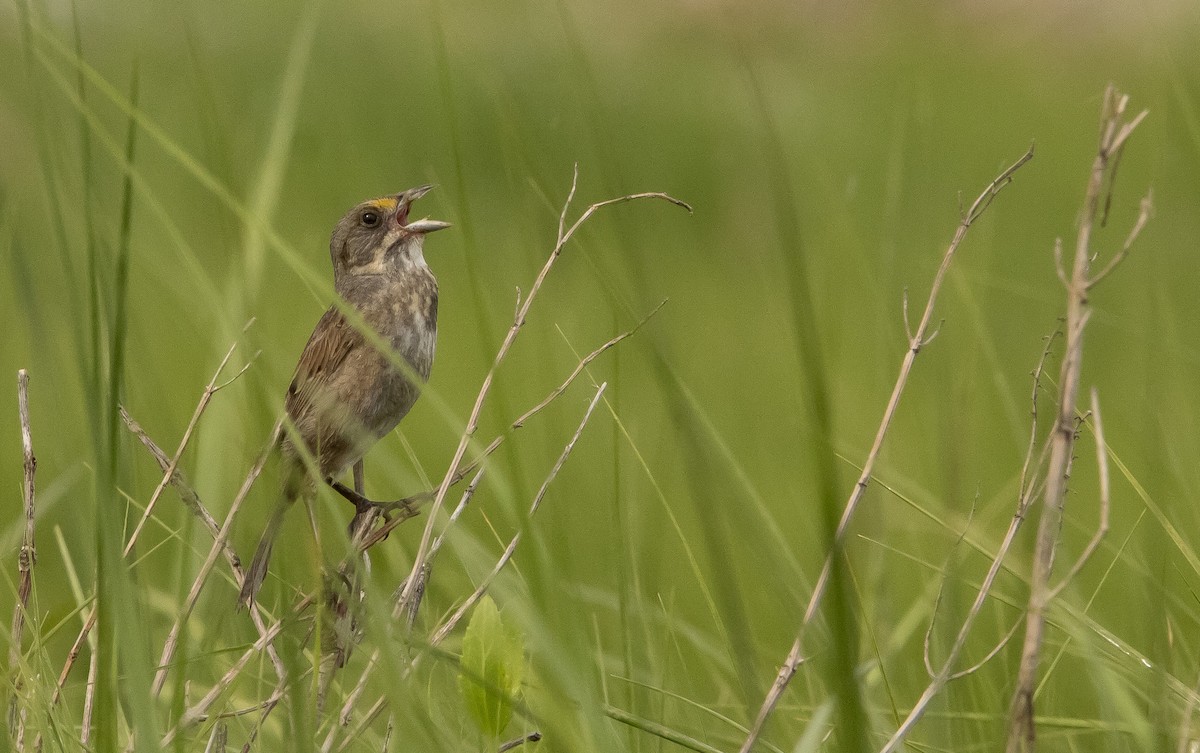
[3,0,1200,750]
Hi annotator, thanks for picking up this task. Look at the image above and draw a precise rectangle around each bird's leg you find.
[327,477,421,529]
[352,460,365,496]
[346,460,371,542]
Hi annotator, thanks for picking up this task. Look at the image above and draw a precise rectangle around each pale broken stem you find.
[430,383,607,647]
[123,340,253,556]
[739,144,1034,753]
[203,722,227,753]
[396,168,690,616]
[359,298,665,551]
[234,689,286,753]
[46,606,96,725]
[9,370,36,750]
[1006,84,1147,753]
[1020,332,1061,505]
[948,619,1022,681]
[879,329,1060,752]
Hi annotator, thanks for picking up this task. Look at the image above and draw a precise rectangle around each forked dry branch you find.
[738,145,1035,753]
[1007,84,1151,753]
[395,168,690,619]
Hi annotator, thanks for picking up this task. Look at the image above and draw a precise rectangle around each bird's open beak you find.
[399,185,451,234]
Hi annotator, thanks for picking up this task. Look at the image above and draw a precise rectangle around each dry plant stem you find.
[45,348,262,713]
[119,409,287,693]
[880,472,1044,753]
[325,469,488,750]
[161,594,316,745]
[46,606,97,723]
[878,330,1059,752]
[330,387,606,752]
[152,419,283,697]
[358,301,662,551]
[1043,388,1110,603]
[396,167,690,616]
[1007,86,1148,753]
[81,647,99,746]
[431,382,607,646]
[123,341,251,555]
[335,695,387,753]
[236,692,285,753]
[921,497,981,677]
[9,370,36,750]
[204,722,228,753]
[122,404,286,678]
[122,407,222,536]
[739,145,1034,753]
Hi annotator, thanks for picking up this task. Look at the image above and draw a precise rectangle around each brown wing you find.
[284,307,363,422]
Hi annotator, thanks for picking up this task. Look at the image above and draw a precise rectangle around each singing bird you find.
[239,185,449,607]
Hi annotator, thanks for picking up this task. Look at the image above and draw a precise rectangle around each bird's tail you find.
[237,491,293,609]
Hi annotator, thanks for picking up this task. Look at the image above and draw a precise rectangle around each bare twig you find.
[878,335,1058,752]
[81,647,99,746]
[121,408,221,544]
[322,469,488,752]
[161,594,315,745]
[515,302,664,427]
[739,144,1034,753]
[430,383,607,647]
[152,419,282,697]
[203,722,227,753]
[325,385,605,753]
[334,694,387,753]
[123,340,252,555]
[1006,84,1147,753]
[46,347,267,719]
[358,298,666,551]
[1087,190,1153,288]
[9,370,36,749]
[1043,389,1110,603]
[922,497,980,678]
[119,408,289,695]
[947,618,1022,681]
[396,170,689,617]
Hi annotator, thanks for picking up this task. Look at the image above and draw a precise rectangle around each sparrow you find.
[239,185,449,607]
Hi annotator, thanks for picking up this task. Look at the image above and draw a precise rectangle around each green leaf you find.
[458,596,526,739]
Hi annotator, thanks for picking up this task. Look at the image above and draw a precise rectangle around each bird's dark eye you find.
[360,211,381,228]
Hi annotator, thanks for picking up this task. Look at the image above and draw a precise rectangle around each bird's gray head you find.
[329,184,451,278]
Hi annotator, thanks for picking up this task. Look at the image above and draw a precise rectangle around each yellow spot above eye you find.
[369,197,399,213]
